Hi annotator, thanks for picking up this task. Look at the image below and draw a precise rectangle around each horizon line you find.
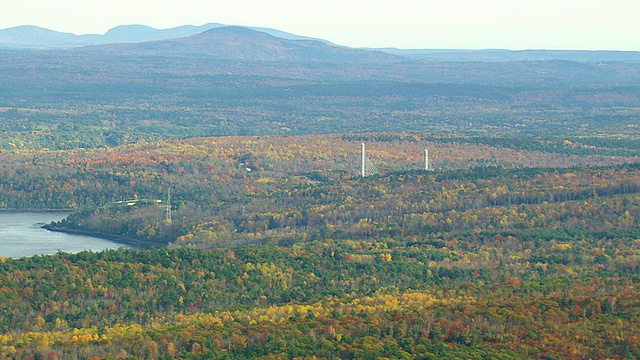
[1,23,639,52]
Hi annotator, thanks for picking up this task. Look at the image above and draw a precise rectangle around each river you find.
[0,211,131,259]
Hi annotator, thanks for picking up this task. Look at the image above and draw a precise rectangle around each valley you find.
[0,25,639,359]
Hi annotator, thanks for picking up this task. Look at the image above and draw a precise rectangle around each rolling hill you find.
[0,25,84,48]
[73,26,399,63]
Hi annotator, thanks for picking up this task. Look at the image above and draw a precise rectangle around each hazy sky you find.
[2,0,638,50]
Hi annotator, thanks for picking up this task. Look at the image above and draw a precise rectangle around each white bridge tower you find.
[361,142,379,177]
[424,149,433,171]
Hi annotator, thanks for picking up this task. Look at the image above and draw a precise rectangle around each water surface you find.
[0,211,130,259]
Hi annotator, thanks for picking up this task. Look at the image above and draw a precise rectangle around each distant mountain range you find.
[1,23,640,63]
[0,23,332,49]
[379,48,640,62]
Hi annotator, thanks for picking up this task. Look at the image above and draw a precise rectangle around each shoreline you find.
[42,224,163,250]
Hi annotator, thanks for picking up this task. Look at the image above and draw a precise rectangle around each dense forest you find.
[1,30,640,358]
[1,133,639,358]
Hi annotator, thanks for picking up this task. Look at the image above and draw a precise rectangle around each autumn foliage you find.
[0,132,639,359]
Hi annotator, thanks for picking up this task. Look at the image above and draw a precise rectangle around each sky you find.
[2,0,638,50]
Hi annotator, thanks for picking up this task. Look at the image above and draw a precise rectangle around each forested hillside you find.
[1,240,639,359]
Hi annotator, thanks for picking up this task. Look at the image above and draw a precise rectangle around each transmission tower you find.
[361,143,366,177]
[165,189,172,224]
[361,142,379,177]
